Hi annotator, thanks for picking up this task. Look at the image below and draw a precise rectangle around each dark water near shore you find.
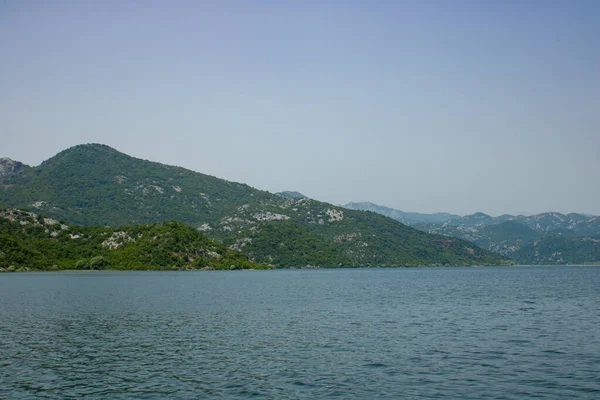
[1,267,599,399]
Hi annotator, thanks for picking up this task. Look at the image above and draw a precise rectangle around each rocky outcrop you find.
[0,158,24,176]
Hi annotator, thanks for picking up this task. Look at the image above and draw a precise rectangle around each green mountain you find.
[516,235,600,265]
[348,201,600,264]
[0,144,273,227]
[0,208,266,271]
[0,144,506,267]
[416,215,600,264]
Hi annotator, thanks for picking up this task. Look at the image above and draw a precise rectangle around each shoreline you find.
[2,264,599,273]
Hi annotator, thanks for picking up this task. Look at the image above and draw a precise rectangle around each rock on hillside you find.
[0,207,265,271]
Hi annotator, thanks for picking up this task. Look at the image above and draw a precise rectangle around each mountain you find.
[349,202,600,264]
[516,235,600,265]
[417,213,600,260]
[0,144,505,267]
[0,157,29,176]
[0,208,265,271]
[0,144,274,227]
[343,202,460,225]
[420,212,600,235]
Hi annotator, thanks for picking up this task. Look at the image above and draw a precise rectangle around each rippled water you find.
[1,267,599,399]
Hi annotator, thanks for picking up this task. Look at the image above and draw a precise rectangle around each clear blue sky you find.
[2,0,599,215]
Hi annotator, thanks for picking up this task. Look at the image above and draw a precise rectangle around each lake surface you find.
[1,267,599,399]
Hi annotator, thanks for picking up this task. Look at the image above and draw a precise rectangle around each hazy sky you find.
[2,1,599,216]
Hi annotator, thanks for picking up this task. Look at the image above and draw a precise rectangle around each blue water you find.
[1,267,599,399]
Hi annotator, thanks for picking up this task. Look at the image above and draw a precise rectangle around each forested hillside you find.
[0,208,265,271]
[0,144,506,267]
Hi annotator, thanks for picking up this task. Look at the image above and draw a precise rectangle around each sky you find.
[1,0,599,216]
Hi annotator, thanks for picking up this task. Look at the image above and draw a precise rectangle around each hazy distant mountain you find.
[343,202,460,225]
[0,144,504,268]
[418,212,600,238]
[347,202,600,264]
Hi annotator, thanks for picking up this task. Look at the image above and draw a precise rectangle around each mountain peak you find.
[470,212,492,218]
[40,143,128,168]
[0,157,25,176]
[62,143,120,155]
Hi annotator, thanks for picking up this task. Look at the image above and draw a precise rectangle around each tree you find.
[90,256,107,270]
[75,258,89,269]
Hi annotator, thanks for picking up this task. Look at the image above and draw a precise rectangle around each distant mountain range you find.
[343,202,600,265]
[0,144,504,268]
[344,202,461,225]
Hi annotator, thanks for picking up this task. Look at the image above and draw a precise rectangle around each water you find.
[1,267,599,399]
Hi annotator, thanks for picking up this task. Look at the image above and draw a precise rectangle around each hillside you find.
[516,235,600,265]
[346,202,600,264]
[0,144,506,267]
[416,214,600,263]
[0,208,265,271]
[0,144,274,226]
[276,191,306,199]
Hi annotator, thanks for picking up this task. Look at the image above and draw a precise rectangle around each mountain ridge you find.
[344,201,600,264]
[0,144,506,267]
[343,202,461,225]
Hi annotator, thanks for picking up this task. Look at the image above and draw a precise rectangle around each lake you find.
[1,267,599,399]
